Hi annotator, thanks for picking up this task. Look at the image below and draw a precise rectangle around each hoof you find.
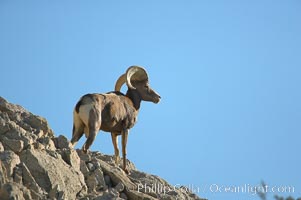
[123,168,129,175]
[114,156,121,165]
[81,148,89,154]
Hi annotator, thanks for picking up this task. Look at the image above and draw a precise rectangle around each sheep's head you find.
[115,66,161,104]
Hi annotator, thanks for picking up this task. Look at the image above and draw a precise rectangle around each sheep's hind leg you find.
[71,124,84,148]
[82,109,100,153]
[111,132,120,164]
[82,128,97,153]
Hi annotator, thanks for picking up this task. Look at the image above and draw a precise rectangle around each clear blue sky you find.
[1,1,300,200]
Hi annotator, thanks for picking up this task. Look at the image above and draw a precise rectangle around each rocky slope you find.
[0,96,205,200]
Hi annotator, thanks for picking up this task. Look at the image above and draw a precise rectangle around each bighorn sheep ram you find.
[71,66,161,173]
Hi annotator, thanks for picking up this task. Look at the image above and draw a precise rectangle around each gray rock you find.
[92,158,101,169]
[96,159,137,190]
[1,136,24,153]
[53,135,70,149]
[86,174,98,193]
[38,137,56,151]
[94,168,106,190]
[120,192,128,199]
[0,141,4,152]
[80,160,90,176]
[28,189,45,200]
[93,191,124,200]
[0,125,34,149]
[86,168,106,192]
[104,175,112,187]
[23,114,52,136]
[58,148,81,171]
[0,114,10,135]
[93,152,115,164]
[93,152,136,172]
[77,149,92,161]
[0,150,20,179]
[20,149,86,199]
[126,190,158,200]
[0,162,7,186]
[0,182,32,200]
[13,165,23,184]
[49,184,65,200]
[87,162,95,171]
[108,187,119,197]
[20,162,45,196]
[115,182,125,192]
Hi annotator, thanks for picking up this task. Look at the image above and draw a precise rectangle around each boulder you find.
[1,136,24,153]
[0,150,20,180]
[20,149,86,199]
[20,162,45,197]
[53,135,71,149]
[0,183,32,200]
[57,148,81,171]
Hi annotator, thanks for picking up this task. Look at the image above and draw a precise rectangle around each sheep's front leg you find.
[111,132,120,164]
[122,129,129,174]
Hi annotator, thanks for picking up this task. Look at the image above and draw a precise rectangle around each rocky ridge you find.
[0,96,205,200]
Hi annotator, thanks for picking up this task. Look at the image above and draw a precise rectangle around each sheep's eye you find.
[144,85,151,92]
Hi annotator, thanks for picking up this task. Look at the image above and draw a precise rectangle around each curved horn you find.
[125,66,148,90]
[114,73,126,91]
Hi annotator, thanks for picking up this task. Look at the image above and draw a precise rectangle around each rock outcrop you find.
[0,96,205,200]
